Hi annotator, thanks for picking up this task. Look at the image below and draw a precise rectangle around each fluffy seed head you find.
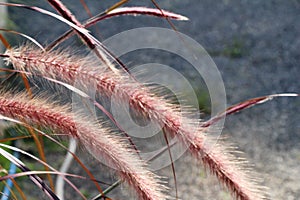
[4,45,269,199]
[0,91,169,200]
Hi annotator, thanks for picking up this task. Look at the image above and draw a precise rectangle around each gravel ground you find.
[3,0,300,199]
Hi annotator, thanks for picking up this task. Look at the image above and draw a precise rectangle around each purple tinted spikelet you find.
[0,91,168,200]
[5,46,269,199]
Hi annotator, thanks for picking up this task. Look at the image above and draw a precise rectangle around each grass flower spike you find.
[0,91,168,200]
[4,46,269,199]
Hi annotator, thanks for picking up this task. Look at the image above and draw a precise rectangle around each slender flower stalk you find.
[5,46,268,199]
[0,91,168,200]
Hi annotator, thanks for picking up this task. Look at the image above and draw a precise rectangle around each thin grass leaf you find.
[0,33,11,49]
[1,179,18,200]
[46,6,188,51]
[0,29,44,51]
[203,93,299,127]
[0,139,19,200]
[105,7,188,20]
[106,0,130,13]
[79,0,93,17]
[55,138,77,199]
[45,0,120,73]
[46,0,130,50]
[10,178,26,200]
[92,180,122,200]
[78,0,103,42]
[0,136,87,199]
[149,0,181,36]
[0,1,126,73]
[46,0,96,49]
[0,3,88,35]
[0,182,15,200]
[0,147,60,200]
[0,2,107,66]
[0,171,101,184]
[162,127,178,200]
[19,116,55,191]
[84,6,188,29]
[0,168,110,186]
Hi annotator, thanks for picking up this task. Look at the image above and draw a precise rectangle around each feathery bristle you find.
[0,91,168,200]
[4,45,269,199]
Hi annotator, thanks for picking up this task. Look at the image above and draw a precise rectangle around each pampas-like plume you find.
[5,46,268,199]
[0,91,168,200]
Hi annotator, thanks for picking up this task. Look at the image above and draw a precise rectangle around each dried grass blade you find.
[0,147,59,200]
[0,29,44,50]
[0,134,87,199]
[203,93,299,127]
